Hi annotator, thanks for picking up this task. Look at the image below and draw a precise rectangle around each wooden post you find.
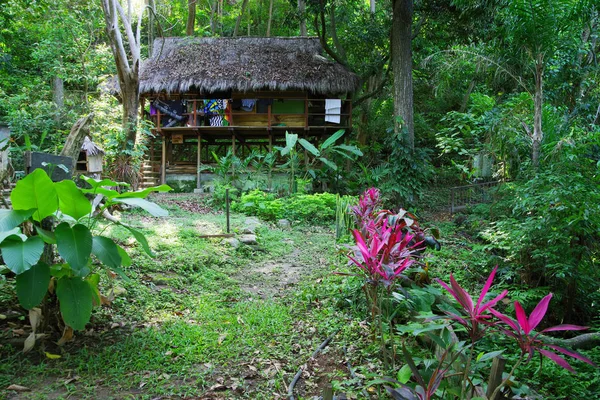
[225,188,230,233]
[197,134,202,189]
[231,133,236,156]
[322,384,333,400]
[161,134,166,184]
[267,104,272,128]
[193,100,197,126]
[486,356,506,400]
[304,97,309,129]
[157,108,162,132]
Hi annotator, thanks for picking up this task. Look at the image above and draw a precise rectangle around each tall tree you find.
[391,0,414,150]
[233,0,249,36]
[298,0,307,35]
[186,0,196,36]
[100,0,143,150]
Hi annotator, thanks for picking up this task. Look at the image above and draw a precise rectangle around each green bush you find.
[232,190,343,224]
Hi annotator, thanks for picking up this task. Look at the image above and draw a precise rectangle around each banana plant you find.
[0,169,170,347]
[276,130,363,192]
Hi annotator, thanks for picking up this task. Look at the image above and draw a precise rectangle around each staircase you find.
[141,159,160,188]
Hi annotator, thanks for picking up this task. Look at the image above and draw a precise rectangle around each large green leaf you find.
[55,180,92,220]
[0,209,35,231]
[0,236,44,274]
[298,139,320,156]
[55,223,92,273]
[117,245,132,267]
[318,157,338,171]
[334,144,363,156]
[120,224,155,257]
[321,129,346,149]
[285,131,298,149]
[34,226,56,244]
[112,198,168,217]
[91,236,122,268]
[81,186,119,199]
[0,228,22,245]
[56,277,93,331]
[10,169,58,221]
[113,184,172,199]
[16,262,50,309]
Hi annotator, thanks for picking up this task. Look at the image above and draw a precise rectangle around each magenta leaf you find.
[547,345,597,367]
[514,301,530,334]
[537,348,575,372]
[542,324,590,333]
[450,274,474,312]
[475,266,499,310]
[479,289,508,312]
[528,293,552,332]
[489,308,520,332]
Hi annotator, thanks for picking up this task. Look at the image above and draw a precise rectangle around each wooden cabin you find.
[135,36,359,188]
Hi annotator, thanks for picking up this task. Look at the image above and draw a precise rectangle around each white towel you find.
[325,99,342,124]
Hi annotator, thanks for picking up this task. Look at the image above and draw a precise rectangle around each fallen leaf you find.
[218,333,227,345]
[57,326,74,346]
[7,384,30,392]
[12,329,25,336]
[45,352,61,359]
[237,316,245,325]
[139,381,147,389]
[28,308,42,332]
[0,314,6,320]
[23,333,36,353]
[208,384,227,391]
[164,351,173,356]
[64,376,79,385]
[100,295,112,305]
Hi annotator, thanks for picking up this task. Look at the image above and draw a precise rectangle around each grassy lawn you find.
[0,195,369,399]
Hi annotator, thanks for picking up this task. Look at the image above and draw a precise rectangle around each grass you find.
[0,195,355,399]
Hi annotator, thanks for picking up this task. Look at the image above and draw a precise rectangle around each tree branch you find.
[115,0,139,66]
[353,67,391,107]
[313,1,349,68]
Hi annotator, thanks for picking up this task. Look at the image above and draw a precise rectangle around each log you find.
[60,113,95,171]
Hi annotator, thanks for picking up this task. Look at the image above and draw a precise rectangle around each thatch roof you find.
[81,136,104,156]
[137,37,359,95]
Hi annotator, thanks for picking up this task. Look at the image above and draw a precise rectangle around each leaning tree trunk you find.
[391,0,414,151]
[60,113,95,170]
[532,54,544,168]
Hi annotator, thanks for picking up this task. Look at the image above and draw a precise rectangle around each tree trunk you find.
[329,2,346,60]
[60,113,95,171]
[210,0,218,35]
[532,54,544,168]
[186,0,196,36]
[121,78,140,149]
[147,0,155,57]
[370,0,376,14]
[53,76,64,126]
[391,0,414,150]
[233,0,249,37]
[266,0,274,36]
[298,0,307,35]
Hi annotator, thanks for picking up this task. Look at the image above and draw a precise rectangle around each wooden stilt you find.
[161,134,166,184]
[197,134,202,189]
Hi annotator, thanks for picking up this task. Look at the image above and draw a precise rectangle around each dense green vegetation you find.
[1,0,599,399]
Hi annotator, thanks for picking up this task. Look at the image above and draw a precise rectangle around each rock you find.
[222,237,241,249]
[243,217,262,233]
[277,219,291,229]
[239,234,258,245]
[112,286,127,297]
[148,273,178,286]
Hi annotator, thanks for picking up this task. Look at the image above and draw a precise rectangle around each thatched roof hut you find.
[81,136,104,156]
[137,37,359,96]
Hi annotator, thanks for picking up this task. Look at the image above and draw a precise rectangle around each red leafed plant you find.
[436,266,508,341]
[490,293,596,372]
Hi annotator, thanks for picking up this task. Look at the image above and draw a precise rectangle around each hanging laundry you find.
[325,99,342,124]
[210,115,224,126]
[241,99,257,111]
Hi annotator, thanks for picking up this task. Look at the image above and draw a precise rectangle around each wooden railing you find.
[150,98,352,130]
[450,180,501,214]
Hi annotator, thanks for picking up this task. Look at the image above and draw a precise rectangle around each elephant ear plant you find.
[0,169,170,349]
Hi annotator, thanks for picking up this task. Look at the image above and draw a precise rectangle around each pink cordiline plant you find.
[436,267,597,399]
[347,188,425,287]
